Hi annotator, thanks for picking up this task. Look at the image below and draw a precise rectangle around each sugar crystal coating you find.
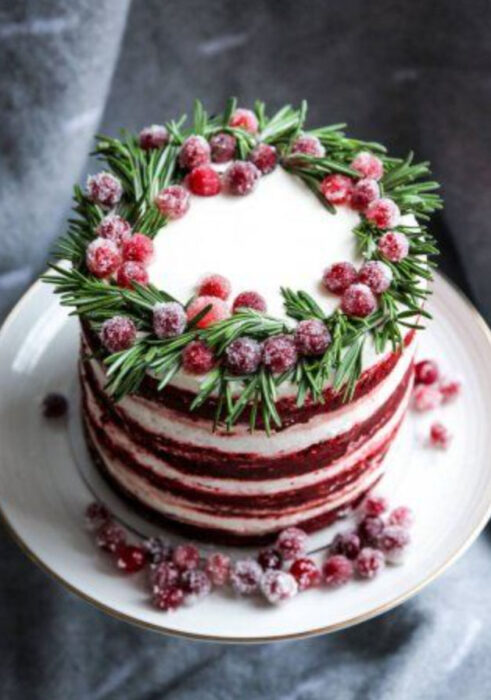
[230,559,263,595]
[229,108,259,133]
[355,547,385,579]
[172,543,200,571]
[260,570,298,604]
[153,302,187,339]
[100,316,137,353]
[378,231,410,262]
[249,143,277,175]
[357,515,384,546]
[377,525,411,564]
[186,295,230,328]
[152,586,184,612]
[223,161,260,196]
[323,554,354,587]
[320,174,354,205]
[122,233,154,265]
[86,237,122,278]
[143,536,174,566]
[358,261,393,294]
[362,495,389,517]
[291,134,325,158]
[181,569,212,605]
[289,557,321,591]
[210,132,237,163]
[232,291,267,313]
[86,171,123,208]
[225,337,262,375]
[295,319,331,356]
[95,520,126,553]
[186,165,222,196]
[349,178,380,211]
[116,261,149,289]
[262,334,298,374]
[341,283,377,317]
[198,274,231,300]
[204,552,231,586]
[95,214,132,247]
[351,151,384,181]
[179,135,211,170]
[155,185,190,220]
[388,506,414,529]
[322,262,358,295]
[150,561,180,592]
[139,124,169,150]
[181,340,215,375]
[276,526,308,561]
[365,198,400,229]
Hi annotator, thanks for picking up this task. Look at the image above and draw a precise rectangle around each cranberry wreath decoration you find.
[44,98,441,432]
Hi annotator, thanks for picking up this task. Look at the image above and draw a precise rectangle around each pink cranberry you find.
[150,561,180,591]
[95,520,126,553]
[198,273,231,300]
[42,393,68,419]
[95,214,132,247]
[143,537,174,567]
[181,340,215,375]
[257,548,284,571]
[153,302,187,339]
[319,174,354,205]
[430,422,452,449]
[116,261,149,289]
[186,165,222,196]
[260,570,298,604]
[225,337,262,375]
[155,185,190,220]
[323,555,354,587]
[378,231,409,262]
[295,319,331,356]
[361,495,389,517]
[262,335,298,374]
[179,135,210,170]
[378,526,411,564]
[223,161,260,196]
[115,544,147,574]
[358,261,393,294]
[388,506,414,529]
[230,559,263,595]
[86,238,122,278]
[100,316,137,353]
[229,108,258,134]
[210,132,237,163]
[349,178,380,211]
[341,283,377,317]
[322,261,358,295]
[85,502,110,532]
[232,290,267,314]
[440,378,461,403]
[152,585,184,612]
[289,557,321,591]
[291,135,325,159]
[330,532,361,560]
[276,527,308,561]
[86,171,123,208]
[365,198,400,229]
[186,295,230,329]
[180,569,212,605]
[249,143,277,175]
[122,233,154,265]
[413,384,442,412]
[357,516,384,546]
[172,543,200,571]
[139,124,168,150]
[355,547,385,579]
[351,152,384,181]
[414,359,439,385]
[204,552,231,586]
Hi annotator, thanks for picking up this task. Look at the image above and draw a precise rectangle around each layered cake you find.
[47,100,441,544]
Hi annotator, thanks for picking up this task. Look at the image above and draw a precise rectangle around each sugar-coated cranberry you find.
[330,532,361,560]
[257,548,284,571]
[378,526,411,564]
[289,557,321,591]
[181,340,215,375]
[186,165,222,196]
[260,570,298,604]
[116,261,149,289]
[172,543,200,571]
[291,135,325,159]
[323,555,354,587]
[249,143,277,175]
[181,569,212,605]
[143,536,174,567]
[86,171,123,208]
[186,295,230,329]
[276,526,308,561]
[95,214,132,247]
[232,291,267,314]
[341,283,377,317]
[150,561,180,592]
[179,135,210,170]
[349,178,380,211]
[361,495,389,517]
[100,316,137,353]
[440,378,461,403]
[86,238,122,278]
[223,161,260,196]
[139,124,169,150]
[355,547,385,579]
[414,359,439,385]
[262,335,298,374]
[357,516,384,546]
[225,337,262,375]
[155,185,190,220]
[229,108,259,134]
[351,152,384,181]
[388,506,414,529]
[84,502,110,532]
[412,384,442,412]
[430,422,452,449]
[152,585,184,612]
[95,520,126,553]
[42,393,68,419]
[230,559,263,596]
[358,261,393,294]
[378,231,410,262]
[322,261,358,295]
[319,174,354,206]
[295,319,331,357]
[153,302,187,339]
[198,274,231,300]
[122,233,154,265]
[204,552,231,586]
[115,544,147,574]
[210,132,237,163]
[365,198,400,229]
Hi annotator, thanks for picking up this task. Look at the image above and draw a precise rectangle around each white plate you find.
[0,273,490,643]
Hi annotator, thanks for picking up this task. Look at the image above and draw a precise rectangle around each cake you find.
[46,99,441,545]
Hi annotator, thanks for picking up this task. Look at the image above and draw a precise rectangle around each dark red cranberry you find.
[289,557,321,591]
[257,547,284,571]
[115,544,147,573]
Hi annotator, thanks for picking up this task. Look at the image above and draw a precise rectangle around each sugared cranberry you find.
[210,132,237,163]
[414,359,439,385]
[388,506,414,529]
[172,543,200,571]
[143,537,174,567]
[139,124,168,150]
[361,495,389,517]
[181,340,215,375]
[249,143,277,175]
[86,238,122,278]
[225,337,262,375]
[116,261,149,289]
[230,559,263,595]
[84,502,110,531]
[100,316,137,353]
[204,552,231,586]
[86,171,123,208]
[330,532,361,560]
[186,295,230,329]
[153,302,187,339]
[198,274,231,300]
[150,561,180,591]
[358,261,393,294]
[351,152,384,181]
[257,548,283,571]
[260,570,298,604]
[276,527,308,561]
[186,165,222,196]
[262,335,298,374]
[95,214,132,247]
[378,526,411,565]
[295,319,331,357]
[289,557,321,591]
[440,378,461,403]
[322,261,358,295]
[319,174,354,206]
[181,569,212,605]
[223,161,260,196]
[179,135,210,170]
[95,520,126,553]
[42,393,68,419]
[341,283,377,317]
[355,547,385,579]
[378,231,409,262]
[412,384,442,412]
[155,185,190,220]
[229,108,258,134]
[365,198,400,229]
[152,585,184,612]
[349,178,379,211]
[290,135,325,159]
[323,555,354,587]
[357,516,384,546]
[122,233,154,265]
[232,290,267,314]
[430,422,452,449]
[115,544,147,574]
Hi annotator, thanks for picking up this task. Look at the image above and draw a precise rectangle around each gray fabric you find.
[1,1,490,698]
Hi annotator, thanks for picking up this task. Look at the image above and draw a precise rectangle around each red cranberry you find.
[290,135,325,159]
[249,143,277,175]
[153,302,187,339]
[42,393,68,419]
[230,559,263,595]
[413,384,442,412]
[143,537,174,567]
[289,557,321,591]
[95,215,132,247]
[232,290,267,314]
[186,295,230,329]
[323,555,354,587]
[155,185,190,220]
[257,548,284,571]
[122,233,154,265]
[415,359,440,385]
[330,532,361,560]
[365,198,400,229]
[204,552,231,586]
[319,174,354,205]
[150,561,180,591]
[179,135,210,170]
[116,261,149,289]
[295,319,331,356]
[172,543,200,571]
[341,283,377,317]
[225,337,262,375]
[440,378,461,403]
[223,161,260,196]
[349,178,379,211]
[197,274,231,300]
[95,520,126,553]
[358,261,393,294]
[180,569,212,605]
[357,516,384,546]
[84,502,110,531]
[115,544,147,573]
[260,570,298,604]
[229,108,258,134]
[100,316,137,353]
[263,335,298,374]
[388,506,414,529]
[210,132,237,163]
[186,165,222,196]
[152,585,184,612]
[430,422,452,449]
[377,525,411,564]
[276,526,308,561]
[322,262,358,295]
[355,547,385,579]
[351,152,384,181]
[86,238,122,278]
[139,124,168,150]
[361,495,389,517]
[378,231,410,262]
[86,172,123,208]
[181,340,215,375]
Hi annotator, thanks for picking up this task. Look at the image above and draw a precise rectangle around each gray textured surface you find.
[1,1,490,698]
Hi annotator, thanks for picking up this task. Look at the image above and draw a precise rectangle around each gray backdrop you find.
[1,1,491,698]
